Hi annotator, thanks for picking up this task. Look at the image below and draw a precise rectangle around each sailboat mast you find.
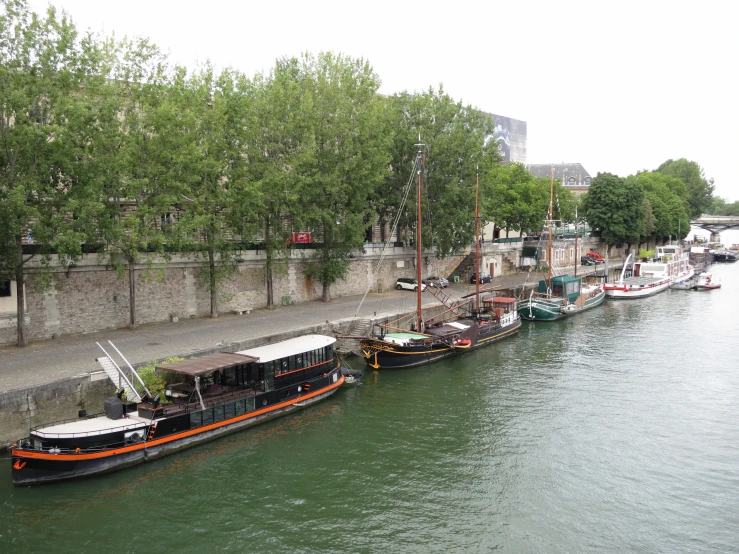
[548,165,554,287]
[416,145,423,333]
[475,170,480,311]
[574,206,578,278]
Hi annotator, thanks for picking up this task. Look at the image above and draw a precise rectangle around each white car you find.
[396,278,427,291]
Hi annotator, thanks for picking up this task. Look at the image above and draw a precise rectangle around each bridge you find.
[691,215,739,234]
[691,215,739,242]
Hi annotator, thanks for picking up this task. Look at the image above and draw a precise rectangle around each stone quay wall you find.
[0,247,465,347]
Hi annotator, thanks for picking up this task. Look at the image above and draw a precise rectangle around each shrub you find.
[133,357,184,403]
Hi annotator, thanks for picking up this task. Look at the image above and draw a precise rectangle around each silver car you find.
[424,276,449,288]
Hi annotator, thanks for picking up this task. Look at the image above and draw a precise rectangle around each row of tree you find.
[1,1,716,348]
[1,1,506,346]
[583,159,714,251]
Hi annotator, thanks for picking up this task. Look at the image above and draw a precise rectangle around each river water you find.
[2,243,738,553]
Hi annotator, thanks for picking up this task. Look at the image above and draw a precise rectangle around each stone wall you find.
[0,249,465,346]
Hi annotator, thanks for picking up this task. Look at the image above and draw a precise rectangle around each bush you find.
[133,357,184,403]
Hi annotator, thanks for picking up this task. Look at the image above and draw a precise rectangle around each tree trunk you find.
[265,219,274,309]
[208,245,218,317]
[321,228,331,302]
[15,236,27,347]
[127,255,137,328]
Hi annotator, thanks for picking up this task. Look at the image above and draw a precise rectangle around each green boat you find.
[520,167,606,322]
[520,275,605,321]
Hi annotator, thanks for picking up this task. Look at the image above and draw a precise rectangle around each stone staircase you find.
[449,251,476,282]
[335,318,372,355]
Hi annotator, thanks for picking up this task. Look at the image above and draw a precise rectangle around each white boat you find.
[694,272,721,290]
[604,245,694,299]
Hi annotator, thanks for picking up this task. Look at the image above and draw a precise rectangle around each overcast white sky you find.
[28,0,739,201]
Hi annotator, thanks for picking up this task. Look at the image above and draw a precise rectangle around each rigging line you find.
[353,155,419,319]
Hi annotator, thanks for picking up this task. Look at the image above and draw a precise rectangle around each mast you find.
[574,206,578,278]
[548,165,554,290]
[415,140,424,333]
[475,169,480,312]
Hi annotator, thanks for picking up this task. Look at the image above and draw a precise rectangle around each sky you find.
[26,0,739,202]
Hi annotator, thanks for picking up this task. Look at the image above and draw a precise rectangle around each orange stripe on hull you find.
[12,374,344,463]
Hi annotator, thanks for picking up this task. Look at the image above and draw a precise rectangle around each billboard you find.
[483,113,527,164]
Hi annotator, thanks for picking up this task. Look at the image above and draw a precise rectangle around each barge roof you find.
[157,352,258,376]
[236,334,336,363]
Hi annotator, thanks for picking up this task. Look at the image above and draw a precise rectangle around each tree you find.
[583,173,645,249]
[483,163,548,237]
[383,87,499,256]
[173,65,256,317]
[0,0,101,345]
[655,159,714,219]
[85,36,174,328]
[243,59,309,309]
[626,171,689,243]
[292,52,391,302]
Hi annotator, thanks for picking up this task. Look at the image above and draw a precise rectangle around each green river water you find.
[2,261,738,553]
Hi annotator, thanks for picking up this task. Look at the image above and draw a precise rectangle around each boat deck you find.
[35,416,147,438]
[617,276,667,287]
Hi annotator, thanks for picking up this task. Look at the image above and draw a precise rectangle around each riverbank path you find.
[0,264,611,393]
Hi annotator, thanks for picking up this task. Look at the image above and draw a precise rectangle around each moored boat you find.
[694,272,721,290]
[521,275,605,321]
[353,143,520,369]
[520,167,605,321]
[604,245,694,299]
[712,250,738,263]
[358,296,521,369]
[10,335,343,486]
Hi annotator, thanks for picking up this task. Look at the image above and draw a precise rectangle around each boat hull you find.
[521,290,605,321]
[359,319,521,369]
[11,370,343,486]
[604,278,672,299]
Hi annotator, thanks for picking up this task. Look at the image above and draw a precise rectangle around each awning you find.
[156,352,259,377]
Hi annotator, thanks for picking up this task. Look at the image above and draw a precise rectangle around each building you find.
[526,163,592,196]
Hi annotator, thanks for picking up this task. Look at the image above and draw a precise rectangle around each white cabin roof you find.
[235,334,336,363]
[34,416,146,438]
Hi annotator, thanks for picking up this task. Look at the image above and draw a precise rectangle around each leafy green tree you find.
[655,159,714,219]
[83,37,174,328]
[382,87,499,256]
[0,0,102,345]
[243,59,310,308]
[483,163,548,237]
[292,52,391,302]
[173,65,257,317]
[583,172,645,250]
[626,171,689,243]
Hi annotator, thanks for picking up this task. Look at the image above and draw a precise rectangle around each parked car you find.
[396,277,427,291]
[587,251,605,262]
[424,276,449,288]
[581,255,597,266]
[469,272,492,284]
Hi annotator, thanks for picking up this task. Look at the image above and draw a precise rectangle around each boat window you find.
[225,402,236,420]
[296,354,303,368]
